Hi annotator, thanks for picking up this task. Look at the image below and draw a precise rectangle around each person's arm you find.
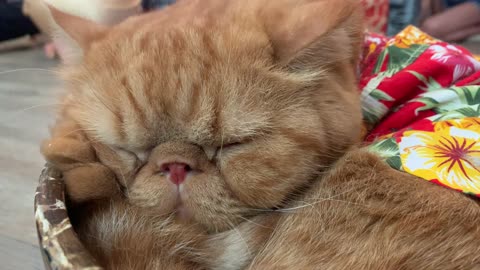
[22,0,52,36]
[100,0,143,24]
[23,0,142,36]
[419,0,445,25]
[421,1,480,42]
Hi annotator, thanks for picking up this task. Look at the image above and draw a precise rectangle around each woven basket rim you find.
[34,164,102,270]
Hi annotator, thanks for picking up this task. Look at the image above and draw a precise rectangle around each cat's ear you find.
[46,3,108,63]
[262,0,364,71]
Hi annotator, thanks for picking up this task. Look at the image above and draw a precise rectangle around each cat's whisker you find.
[238,216,273,229]
[0,103,64,124]
[0,68,58,76]
[227,220,253,259]
[41,128,101,159]
[245,208,276,213]
[277,198,363,213]
[57,128,98,139]
[170,239,191,256]
[247,216,282,270]
[275,186,364,213]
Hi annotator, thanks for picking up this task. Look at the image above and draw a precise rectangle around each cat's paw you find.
[41,133,119,203]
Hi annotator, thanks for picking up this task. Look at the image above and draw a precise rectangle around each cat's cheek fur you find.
[182,171,249,232]
[219,134,321,209]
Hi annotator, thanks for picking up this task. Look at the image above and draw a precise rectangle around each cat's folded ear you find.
[44,0,109,63]
[260,0,364,71]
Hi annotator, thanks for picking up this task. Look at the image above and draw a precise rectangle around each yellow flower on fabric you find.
[369,43,377,55]
[434,118,480,132]
[387,25,438,48]
[399,124,480,195]
[389,32,417,49]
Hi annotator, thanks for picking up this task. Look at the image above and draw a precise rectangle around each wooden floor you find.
[0,48,59,270]
[0,42,479,269]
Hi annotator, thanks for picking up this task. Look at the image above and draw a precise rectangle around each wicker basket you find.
[34,165,102,270]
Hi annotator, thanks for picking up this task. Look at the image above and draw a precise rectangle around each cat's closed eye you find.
[218,141,240,152]
[219,142,242,149]
[113,146,151,164]
[202,142,243,161]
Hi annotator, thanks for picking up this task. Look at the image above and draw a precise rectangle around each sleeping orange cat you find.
[41,0,480,269]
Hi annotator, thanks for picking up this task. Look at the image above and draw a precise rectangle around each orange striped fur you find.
[42,1,480,269]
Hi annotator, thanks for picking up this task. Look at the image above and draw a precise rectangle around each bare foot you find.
[44,42,57,59]
[43,41,68,60]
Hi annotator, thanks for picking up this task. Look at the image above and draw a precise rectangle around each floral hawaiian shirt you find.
[362,26,480,197]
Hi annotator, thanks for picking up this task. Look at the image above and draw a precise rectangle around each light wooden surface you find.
[0,48,59,270]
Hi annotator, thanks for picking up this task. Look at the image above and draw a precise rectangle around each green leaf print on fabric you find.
[362,44,430,125]
[370,89,395,101]
[368,138,402,170]
[429,104,480,121]
[411,89,460,114]
[407,85,480,116]
[361,75,390,124]
[413,97,440,114]
[373,49,388,74]
[386,44,429,76]
[458,86,480,105]
[408,71,443,92]
[456,107,480,117]
[386,155,402,170]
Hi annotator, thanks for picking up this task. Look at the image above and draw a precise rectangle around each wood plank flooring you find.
[0,48,58,270]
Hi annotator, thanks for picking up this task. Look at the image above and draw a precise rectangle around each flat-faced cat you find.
[42,0,480,269]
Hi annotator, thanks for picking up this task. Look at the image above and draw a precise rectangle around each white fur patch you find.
[212,232,252,270]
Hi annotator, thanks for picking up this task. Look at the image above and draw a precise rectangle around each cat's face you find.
[53,0,363,232]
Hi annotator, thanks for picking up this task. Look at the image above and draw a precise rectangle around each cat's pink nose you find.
[160,162,191,185]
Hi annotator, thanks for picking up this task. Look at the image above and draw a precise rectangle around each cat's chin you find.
[129,161,251,232]
[175,202,193,222]
[128,191,236,232]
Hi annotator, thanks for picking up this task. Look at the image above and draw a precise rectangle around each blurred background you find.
[0,0,479,269]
